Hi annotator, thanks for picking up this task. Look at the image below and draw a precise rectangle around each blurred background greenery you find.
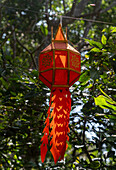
[0,0,116,169]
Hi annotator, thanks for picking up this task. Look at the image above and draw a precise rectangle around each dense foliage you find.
[0,0,116,169]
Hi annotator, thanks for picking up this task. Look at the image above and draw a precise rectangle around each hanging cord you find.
[60,16,62,26]
[62,15,115,25]
[2,5,116,26]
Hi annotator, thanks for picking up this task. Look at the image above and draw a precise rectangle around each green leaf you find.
[111,27,116,32]
[99,86,113,101]
[44,26,48,36]
[90,161,100,169]
[102,28,106,32]
[90,48,101,52]
[108,115,116,120]
[90,68,99,80]
[40,25,48,36]
[84,39,103,49]
[94,95,116,111]
[95,87,116,112]
[101,34,107,45]
[5,55,12,61]
[87,84,93,89]
[0,77,8,89]
[79,71,90,83]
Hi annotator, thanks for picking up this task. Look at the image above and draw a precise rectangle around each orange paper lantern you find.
[39,24,81,163]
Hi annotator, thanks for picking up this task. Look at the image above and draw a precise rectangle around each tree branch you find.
[83,117,92,163]
[45,0,49,25]
[100,1,116,13]
[63,0,66,14]
[74,0,88,17]
[32,37,46,54]
[16,38,31,54]
[67,0,77,16]
[16,38,37,69]
[30,53,37,69]
[77,0,102,50]
[61,0,88,26]
[12,25,16,59]
[50,0,52,10]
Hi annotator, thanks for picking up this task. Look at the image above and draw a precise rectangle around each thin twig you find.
[12,25,16,59]
[63,0,66,14]
[31,38,46,54]
[16,38,37,69]
[83,116,92,163]
[30,53,37,69]
[16,38,31,54]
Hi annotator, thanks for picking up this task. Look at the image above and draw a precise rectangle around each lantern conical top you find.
[54,24,66,41]
[41,24,80,55]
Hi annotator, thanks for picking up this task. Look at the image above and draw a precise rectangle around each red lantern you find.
[39,24,81,163]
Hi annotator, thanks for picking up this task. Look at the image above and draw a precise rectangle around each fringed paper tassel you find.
[40,93,52,163]
[40,88,71,163]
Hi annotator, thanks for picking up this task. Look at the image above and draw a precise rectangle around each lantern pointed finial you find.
[54,24,66,41]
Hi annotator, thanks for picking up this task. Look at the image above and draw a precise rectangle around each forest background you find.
[0,0,116,169]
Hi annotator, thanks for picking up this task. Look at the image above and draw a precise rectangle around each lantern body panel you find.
[41,70,53,87]
[69,51,81,86]
[70,51,81,72]
[39,51,54,88]
[55,51,68,68]
[69,71,80,86]
[39,49,81,88]
[39,51,53,70]
[54,69,68,85]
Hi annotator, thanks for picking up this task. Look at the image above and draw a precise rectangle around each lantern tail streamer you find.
[40,94,52,163]
[40,88,71,163]
[50,88,71,163]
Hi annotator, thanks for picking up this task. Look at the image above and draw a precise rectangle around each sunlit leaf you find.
[40,25,48,36]
[111,27,116,32]
[101,34,107,45]
[94,95,116,111]
[90,48,101,52]
[84,39,103,49]
[79,71,89,82]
